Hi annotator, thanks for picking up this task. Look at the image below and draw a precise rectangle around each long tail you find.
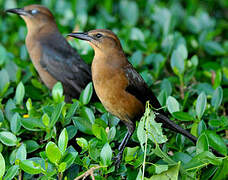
[156,113,197,143]
[156,113,224,157]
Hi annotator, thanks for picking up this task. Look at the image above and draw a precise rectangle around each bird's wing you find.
[39,34,91,96]
[123,63,162,111]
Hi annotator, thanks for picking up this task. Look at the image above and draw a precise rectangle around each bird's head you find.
[68,29,123,54]
[6,5,56,31]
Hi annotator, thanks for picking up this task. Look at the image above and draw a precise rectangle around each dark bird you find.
[6,5,94,101]
[68,29,201,167]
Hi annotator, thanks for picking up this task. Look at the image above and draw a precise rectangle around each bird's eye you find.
[95,33,103,38]
[30,9,38,15]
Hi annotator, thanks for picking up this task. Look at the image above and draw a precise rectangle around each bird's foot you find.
[113,152,123,169]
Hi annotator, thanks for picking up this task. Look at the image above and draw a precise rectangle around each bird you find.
[68,29,201,168]
[6,5,95,102]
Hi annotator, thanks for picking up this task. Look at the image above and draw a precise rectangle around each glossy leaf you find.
[3,165,19,180]
[15,81,25,105]
[45,142,62,164]
[211,86,223,110]
[0,153,5,178]
[16,143,27,161]
[79,82,93,105]
[58,128,68,154]
[20,160,42,174]
[100,143,112,166]
[166,96,180,114]
[52,82,63,102]
[73,117,93,135]
[196,92,207,119]
[205,130,227,156]
[172,111,194,121]
[0,131,17,146]
[196,133,209,154]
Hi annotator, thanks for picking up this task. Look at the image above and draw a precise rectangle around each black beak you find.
[67,32,93,41]
[5,8,28,16]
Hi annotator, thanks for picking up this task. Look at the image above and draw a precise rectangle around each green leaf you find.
[125,146,139,162]
[16,143,27,161]
[10,113,21,134]
[58,128,68,154]
[21,118,44,131]
[66,125,78,140]
[26,98,32,112]
[152,7,171,36]
[204,41,225,56]
[24,140,40,153]
[171,49,185,75]
[137,105,167,146]
[211,86,223,110]
[176,44,188,60]
[15,82,25,105]
[80,107,95,124]
[0,69,10,97]
[0,44,7,65]
[92,124,108,142]
[79,82,93,105]
[196,133,209,154]
[45,142,62,164]
[184,151,222,170]
[0,153,5,178]
[205,130,227,156]
[3,165,19,180]
[76,137,88,152]
[52,82,63,103]
[172,111,194,121]
[50,102,65,127]
[73,117,93,135]
[0,131,17,146]
[119,0,139,26]
[42,113,50,127]
[0,109,4,123]
[65,101,79,125]
[148,163,180,180]
[108,126,116,142]
[100,143,112,166]
[62,151,78,169]
[155,164,168,174]
[166,96,180,114]
[196,92,207,119]
[212,158,228,180]
[58,162,66,173]
[136,168,142,180]
[20,160,42,174]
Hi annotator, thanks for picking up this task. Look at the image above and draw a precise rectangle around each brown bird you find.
[6,5,94,101]
[68,29,199,167]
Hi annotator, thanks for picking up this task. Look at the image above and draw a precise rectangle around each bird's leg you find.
[114,122,135,169]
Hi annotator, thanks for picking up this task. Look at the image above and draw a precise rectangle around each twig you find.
[74,166,104,180]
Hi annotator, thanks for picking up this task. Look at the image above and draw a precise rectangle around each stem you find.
[18,170,22,180]
[58,172,63,180]
[179,75,184,99]
[142,103,149,179]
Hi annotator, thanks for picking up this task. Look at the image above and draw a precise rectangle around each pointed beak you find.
[67,32,93,41]
[5,8,28,16]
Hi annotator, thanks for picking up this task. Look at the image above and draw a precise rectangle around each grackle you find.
[68,29,205,168]
[6,5,94,101]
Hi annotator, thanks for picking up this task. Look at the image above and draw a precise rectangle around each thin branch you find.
[74,166,104,180]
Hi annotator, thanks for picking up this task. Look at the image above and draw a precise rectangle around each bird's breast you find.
[26,37,57,89]
[92,60,144,122]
